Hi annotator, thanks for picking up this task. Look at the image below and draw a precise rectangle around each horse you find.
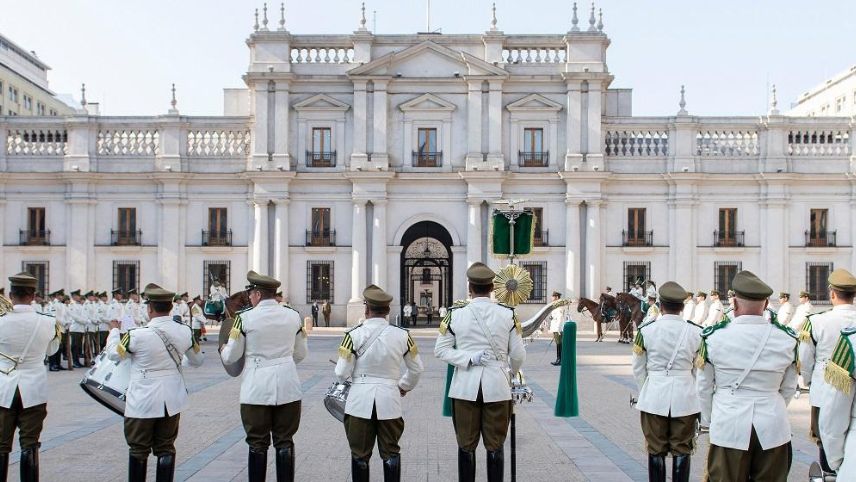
[616,292,644,343]
[577,296,615,342]
[222,290,252,323]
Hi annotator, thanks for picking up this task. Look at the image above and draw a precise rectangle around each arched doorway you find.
[400,221,454,327]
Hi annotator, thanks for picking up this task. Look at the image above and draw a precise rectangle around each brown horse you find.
[616,292,644,343]
[223,290,252,322]
[577,296,615,342]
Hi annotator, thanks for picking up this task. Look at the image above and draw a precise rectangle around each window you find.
[414,128,440,166]
[623,261,651,292]
[307,261,333,302]
[520,128,547,166]
[113,261,140,294]
[205,208,230,246]
[836,96,845,113]
[714,261,742,300]
[36,102,45,116]
[531,207,547,246]
[115,208,138,245]
[624,208,649,246]
[717,208,741,246]
[49,109,57,116]
[309,208,334,246]
[22,262,48,295]
[521,261,547,303]
[807,208,834,247]
[807,262,833,303]
[204,261,231,295]
[309,127,335,167]
[26,207,47,244]
[23,95,32,110]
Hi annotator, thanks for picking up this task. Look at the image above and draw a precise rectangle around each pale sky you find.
[2,0,854,116]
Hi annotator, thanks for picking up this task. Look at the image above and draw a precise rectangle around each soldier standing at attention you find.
[434,262,526,482]
[335,285,423,482]
[799,268,856,476]
[697,270,798,481]
[819,311,856,478]
[0,272,61,481]
[221,271,308,482]
[190,296,206,345]
[777,292,794,327]
[67,290,87,367]
[632,282,702,482]
[107,284,203,482]
[692,291,708,326]
[681,292,695,321]
[790,290,813,331]
[47,289,68,372]
[548,291,565,366]
[703,290,724,327]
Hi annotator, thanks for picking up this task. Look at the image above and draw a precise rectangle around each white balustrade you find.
[6,128,67,156]
[604,130,669,157]
[788,129,851,156]
[502,47,566,64]
[290,47,354,64]
[696,130,759,157]
[97,129,160,156]
[187,130,250,157]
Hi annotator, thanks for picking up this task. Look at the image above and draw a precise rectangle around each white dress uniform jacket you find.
[170,301,190,325]
[789,301,813,330]
[632,314,703,417]
[190,304,206,330]
[692,302,708,325]
[800,305,856,407]
[335,317,423,419]
[221,299,308,405]
[818,329,856,477]
[49,300,69,333]
[434,297,527,403]
[697,315,798,450]
[777,301,794,326]
[703,299,724,327]
[98,300,112,332]
[0,305,60,408]
[107,316,203,418]
[67,301,88,333]
[548,305,566,333]
[681,300,696,321]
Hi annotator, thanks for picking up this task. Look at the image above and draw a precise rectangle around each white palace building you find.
[1,4,855,325]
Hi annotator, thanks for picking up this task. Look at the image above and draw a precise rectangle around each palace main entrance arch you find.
[399,221,454,327]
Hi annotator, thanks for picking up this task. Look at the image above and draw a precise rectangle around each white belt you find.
[716,386,779,396]
[249,356,292,368]
[352,374,399,386]
[132,368,179,380]
[481,359,508,368]
[647,369,692,377]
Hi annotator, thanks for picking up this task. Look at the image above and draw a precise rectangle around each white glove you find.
[470,351,485,366]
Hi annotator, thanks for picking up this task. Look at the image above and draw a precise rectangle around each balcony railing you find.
[111,229,142,246]
[534,229,549,247]
[412,151,442,167]
[714,230,745,247]
[806,230,837,247]
[622,230,653,247]
[306,229,336,247]
[19,229,50,246]
[518,151,549,167]
[202,229,233,247]
[306,150,336,167]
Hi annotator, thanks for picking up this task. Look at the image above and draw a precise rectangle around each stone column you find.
[564,199,581,298]
[466,200,482,268]
[65,199,89,289]
[273,199,290,285]
[466,80,483,164]
[451,246,467,301]
[251,83,270,166]
[371,200,387,288]
[351,80,369,164]
[251,200,269,272]
[762,199,788,290]
[158,199,181,286]
[350,200,368,301]
[273,81,291,167]
[564,80,583,169]
[487,81,503,164]
[585,200,602,299]
[586,82,603,168]
[371,80,389,163]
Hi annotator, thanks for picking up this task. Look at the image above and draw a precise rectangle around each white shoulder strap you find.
[731,324,773,394]
[355,326,389,358]
[665,322,691,374]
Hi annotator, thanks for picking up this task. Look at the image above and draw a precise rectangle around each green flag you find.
[491,211,535,256]
[442,364,455,417]
[554,321,579,417]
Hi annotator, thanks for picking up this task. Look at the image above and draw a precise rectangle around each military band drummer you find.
[434,262,526,482]
[107,284,203,482]
[335,284,423,482]
[220,271,308,482]
[0,272,61,481]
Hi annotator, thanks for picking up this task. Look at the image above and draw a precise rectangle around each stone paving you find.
[5,325,817,481]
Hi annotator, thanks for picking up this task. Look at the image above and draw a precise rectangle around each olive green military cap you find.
[145,286,176,303]
[467,262,495,285]
[49,289,65,297]
[710,289,720,297]
[799,290,810,298]
[363,284,392,307]
[779,292,790,299]
[731,270,773,300]
[696,291,707,297]
[828,268,856,292]
[172,294,181,302]
[552,291,562,298]
[70,289,81,297]
[127,288,137,295]
[9,272,38,289]
[84,290,95,298]
[658,281,688,304]
[246,270,281,290]
[111,288,122,295]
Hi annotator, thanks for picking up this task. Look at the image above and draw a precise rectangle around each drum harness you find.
[351,325,393,385]
[0,321,42,375]
[472,308,513,388]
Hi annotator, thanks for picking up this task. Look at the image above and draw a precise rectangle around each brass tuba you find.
[0,294,12,316]
[520,298,571,338]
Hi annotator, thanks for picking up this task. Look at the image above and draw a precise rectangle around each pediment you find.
[293,94,350,112]
[349,41,509,79]
[506,94,564,112]
[399,93,457,112]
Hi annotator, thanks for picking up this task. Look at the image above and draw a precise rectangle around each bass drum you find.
[79,350,131,416]
[219,314,245,377]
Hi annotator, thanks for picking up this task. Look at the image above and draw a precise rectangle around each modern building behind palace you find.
[1,4,853,325]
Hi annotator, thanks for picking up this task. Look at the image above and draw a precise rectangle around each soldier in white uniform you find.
[107,284,203,482]
[799,269,856,476]
[336,284,422,482]
[67,290,88,367]
[435,262,526,482]
[124,289,145,327]
[632,281,702,482]
[819,321,856,478]
[790,290,813,330]
[170,294,190,325]
[703,290,724,327]
[697,270,798,481]
[776,292,794,327]
[47,289,69,371]
[691,291,708,325]
[681,292,696,321]
[190,296,206,344]
[548,291,566,366]
[83,291,100,356]
[221,271,308,482]
[0,272,61,481]
[106,288,125,340]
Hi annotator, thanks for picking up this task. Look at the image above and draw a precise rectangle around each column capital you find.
[368,198,388,206]
[272,198,290,205]
[351,197,369,206]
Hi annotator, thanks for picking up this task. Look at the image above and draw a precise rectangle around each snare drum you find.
[323,381,351,423]
[79,350,131,416]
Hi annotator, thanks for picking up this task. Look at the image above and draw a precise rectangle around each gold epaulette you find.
[338,333,354,360]
[117,332,131,359]
[632,330,645,356]
[406,333,418,359]
[229,314,244,341]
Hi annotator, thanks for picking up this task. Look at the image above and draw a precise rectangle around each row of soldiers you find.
[632,268,856,481]
[678,288,813,329]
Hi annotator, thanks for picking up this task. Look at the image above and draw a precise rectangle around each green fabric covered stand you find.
[554,321,579,417]
[442,364,454,417]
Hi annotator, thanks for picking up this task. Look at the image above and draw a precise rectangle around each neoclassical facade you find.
[1,5,854,325]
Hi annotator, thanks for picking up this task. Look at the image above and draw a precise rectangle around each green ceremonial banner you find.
[442,364,455,417]
[554,321,579,417]
[491,211,535,256]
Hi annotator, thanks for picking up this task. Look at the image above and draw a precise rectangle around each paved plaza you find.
[6,326,816,481]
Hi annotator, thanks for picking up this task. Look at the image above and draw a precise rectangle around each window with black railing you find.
[806,229,836,247]
[520,128,548,166]
[306,150,336,167]
[202,229,232,246]
[20,229,50,246]
[306,229,336,247]
[622,230,653,247]
[111,229,142,246]
[414,128,441,167]
[531,207,548,246]
[714,230,745,247]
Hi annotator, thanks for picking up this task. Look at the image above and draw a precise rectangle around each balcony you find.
[111,229,142,246]
[518,151,549,167]
[202,230,233,247]
[305,150,336,168]
[806,230,837,247]
[534,229,549,247]
[19,229,50,246]
[412,151,442,168]
[622,230,653,247]
[714,230,745,247]
[306,229,336,247]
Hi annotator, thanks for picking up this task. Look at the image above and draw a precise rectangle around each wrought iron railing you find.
[412,151,442,167]
[306,150,337,167]
[714,230,745,247]
[306,229,336,247]
[19,229,50,246]
[622,230,653,247]
[202,229,232,247]
[518,151,549,167]
[534,229,549,247]
[805,230,836,247]
[111,229,142,246]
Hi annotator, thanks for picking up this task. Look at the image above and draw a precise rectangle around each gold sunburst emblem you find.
[493,264,533,307]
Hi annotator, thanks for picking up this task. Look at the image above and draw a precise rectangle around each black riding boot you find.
[275,445,294,482]
[458,448,476,482]
[486,449,504,482]
[155,453,175,482]
[819,446,836,475]
[19,448,38,482]
[351,457,369,482]
[0,452,8,482]
[382,454,401,482]
[551,344,562,366]
[129,455,147,482]
[647,453,666,482]
[248,449,268,482]
[672,454,690,482]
